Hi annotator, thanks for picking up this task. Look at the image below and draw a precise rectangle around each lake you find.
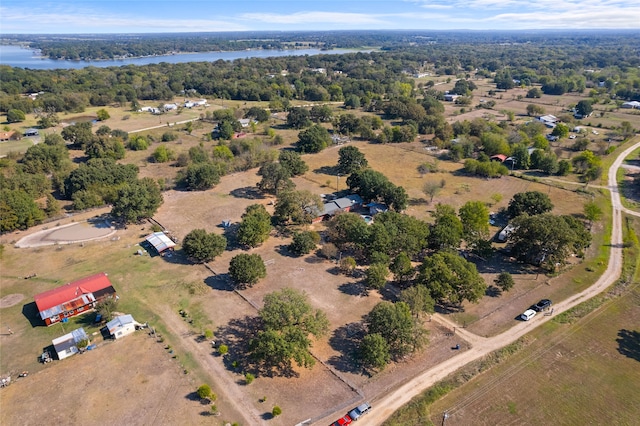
[0,45,360,70]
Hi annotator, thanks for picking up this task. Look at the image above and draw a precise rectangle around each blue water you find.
[0,45,358,70]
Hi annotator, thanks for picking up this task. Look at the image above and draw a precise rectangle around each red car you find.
[330,415,352,426]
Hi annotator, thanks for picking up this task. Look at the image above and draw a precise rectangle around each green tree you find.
[257,162,294,195]
[7,109,25,122]
[494,272,515,293]
[182,229,227,263]
[111,177,163,223]
[96,108,110,121]
[575,100,593,117]
[272,406,282,417]
[180,162,223,190]
[273,190,323,225]
[237,204,272,248]
[510,213,591,270]
[297,124,331,153]
[337,145,368,174]
[228,253,266,288]
[359,333,391,371]
[365,263,389,290]
[85,136,125,160]
[459,201,490,243]
[44,194,60,217]
[365,301,426,358]
[95,298,118,321]
[417,251,487,305]
[152,145,175,163]
[422,180,441,203]
[551,123,570,138]
[390,252,414,283]
[507,191,554,218]
[0,189,45,232]
[583,201,603,225]
[245,107,269,122]
[127,135,149,151]
[526,88,542,98]
[278,151,308,176]
[288,231,320,256]
[197,384,212,401]
[250,288,329,373]
[526,104,545,116]
[286,107,311,129]
[399,285,435,318]
[429,204,463,250]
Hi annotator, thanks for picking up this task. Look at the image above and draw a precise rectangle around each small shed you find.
[105,314,140,339]
[24,128,39,137]
[145,231,176,255]
[52,328,88,360]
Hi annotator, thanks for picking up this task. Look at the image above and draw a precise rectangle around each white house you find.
[163,103,178,111]
[184,100,195,108]
[105,314,141,340]
[444,93,460,102]
[537,115,558,128]
[621,101,640,109]
[52,328,88,360]
[194,99,208,106]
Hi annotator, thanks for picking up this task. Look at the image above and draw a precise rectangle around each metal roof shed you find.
[52,328,88,360]
[145,232,176,254]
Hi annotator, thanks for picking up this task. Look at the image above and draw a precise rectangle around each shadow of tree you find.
[313,165,341,176]
[338,281,369,297]
[327,322,365,374]
[230,186,264,200]
[261,412,275,420]
[616,329,640,362]
[485,285,502,298]
[215,316,300,378]
[204,274,235,291]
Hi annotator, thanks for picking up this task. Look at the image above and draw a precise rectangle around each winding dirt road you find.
[362,140,640,425]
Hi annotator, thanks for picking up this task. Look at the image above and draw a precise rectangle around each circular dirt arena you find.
[14,218,116,248]
[0,294,24,309]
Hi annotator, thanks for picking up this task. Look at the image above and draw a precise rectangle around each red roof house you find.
[490,154,507,163]
[34,272,116,326]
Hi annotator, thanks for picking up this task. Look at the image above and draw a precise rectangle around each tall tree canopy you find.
[250,288,329,375]
[417,251,487,305]
[507,191,554,218]
[182,229,227,263]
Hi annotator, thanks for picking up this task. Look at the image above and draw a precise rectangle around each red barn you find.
[34,272,116,326]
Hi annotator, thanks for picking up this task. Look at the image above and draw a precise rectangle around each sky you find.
[1,0,640,34]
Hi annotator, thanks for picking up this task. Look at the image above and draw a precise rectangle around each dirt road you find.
[159,307,263,425]
[362,140,640,425]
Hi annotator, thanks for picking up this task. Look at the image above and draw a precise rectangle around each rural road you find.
[361,139,640,426]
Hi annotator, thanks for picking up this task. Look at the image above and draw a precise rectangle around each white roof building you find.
[52,328,88,360]
[106,314,141,339]
[145,231,176,255]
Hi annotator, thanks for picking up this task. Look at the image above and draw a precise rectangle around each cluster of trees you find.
[504,191,591,270]
[346,169,408,212]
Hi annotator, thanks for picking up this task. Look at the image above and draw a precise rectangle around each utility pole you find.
[336,173,341,191]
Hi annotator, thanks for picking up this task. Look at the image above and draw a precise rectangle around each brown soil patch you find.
[0,333,204,426]
[0,294,24,308]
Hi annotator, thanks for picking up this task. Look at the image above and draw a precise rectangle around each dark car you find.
[532,299,552,312]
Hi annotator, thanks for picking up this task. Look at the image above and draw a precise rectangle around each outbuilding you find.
[144,231,176,255]
[24,128,39,137]
[52,328,88,360]
[105,314,141,340]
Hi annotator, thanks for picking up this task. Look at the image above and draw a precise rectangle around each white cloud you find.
[0,6,247,33]
[240,11,384,25]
